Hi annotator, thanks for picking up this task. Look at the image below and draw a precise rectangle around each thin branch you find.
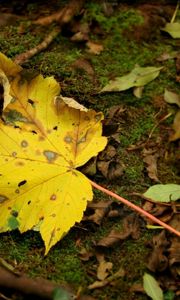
[0,266,74,299]
[90,180,180,237]
[14,0,85,65]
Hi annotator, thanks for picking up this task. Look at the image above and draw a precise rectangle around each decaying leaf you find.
[162,22,180,39]
[100,65,162,93]
[164,89,180,107]
[86,41,104,55]
[96,254,113,281]
[170,110,180,141]
[143,273,163,300]
[143,184,180,203]
[97,214,141,247]
[143,149,160,183]
[146,231,169,272]
[0,53,107,254]
[84,200,113,225]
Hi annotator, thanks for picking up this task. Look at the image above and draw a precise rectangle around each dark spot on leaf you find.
[82,197,86,200]
[84,116,90,121]
[39,216,44,221]
[50,194,57,200]
[15,189,20,194]
[0,194,9,203]
[18,180,27,187]
[21,140,28,148]
[66,202,70,206]
[43,150,58,162]
[8,182,10,185]
[57,228,60,231]
[16,161,24,166]
[64,136,73,143]
[28,99,34,106]
[32,130,37,134]
[27,200,31,205]
[12,152,17,157]
[14,125,19,129]
[53,126,58,130]
[8,207,11,210]
[11,210,18,217]
[51,213,56,217]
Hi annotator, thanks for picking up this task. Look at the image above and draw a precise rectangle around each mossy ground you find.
[0,1,179,299]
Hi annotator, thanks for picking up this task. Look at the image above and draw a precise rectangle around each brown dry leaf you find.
[86,41,104,55]
[79,248,94,262]
[96,254,113,281]
[97,145,124,180]
[156,51,178,62]
[0,13,21,26]
[97,160,124,180]
[143,148,160,182]
[97,214,141,247]
[146,231,169,272]
[169,110,180,141]
[168,236,180,278]
[84,200,112,225]
[88,268,125,290]
[55,95,88,112]
[71,58,94,78]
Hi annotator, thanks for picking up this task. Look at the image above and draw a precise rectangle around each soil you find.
[0,1,179,300]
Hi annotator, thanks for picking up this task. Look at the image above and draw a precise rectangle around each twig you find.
[0,266,74,299]
[90,180,180,237]
[171,0,179,23]
[14,0,85,65]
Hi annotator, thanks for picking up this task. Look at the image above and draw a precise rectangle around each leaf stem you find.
[90,180,180,237]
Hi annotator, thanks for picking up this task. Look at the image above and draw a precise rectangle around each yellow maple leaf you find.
[0,54,107,254]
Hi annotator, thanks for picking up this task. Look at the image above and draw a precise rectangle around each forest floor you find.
[0,1,179,299]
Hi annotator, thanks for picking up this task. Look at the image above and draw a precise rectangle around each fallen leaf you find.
[96,254,113,281]
[143,184,180,203]
[0,53,107,254]
[164,89,180,107]
[0,13,21,27]
[71,58,94,78]
[97,145,124,180]
[156,51,178,62]
[79,248,94,262]
[84,200,112,225]
[97,214,141,247]
[146,231,169,272]
[143,149,160,182]
[162,22,180,39]
[100,65,162,93]
[168,236,180,278]
[133,86,144,98]
[143,273,163,300]
[86,41,104,55]
[170,110,180,141]
[88,268,125,290]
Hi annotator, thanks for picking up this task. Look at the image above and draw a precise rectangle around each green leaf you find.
[100,66,162,93]
[162,23,180,39]
[143,273,163,300]
[52,287,73,300]
[144,184,180,202]
[164,89,180,107]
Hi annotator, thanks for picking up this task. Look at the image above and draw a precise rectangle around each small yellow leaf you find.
[0,53,107,254]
